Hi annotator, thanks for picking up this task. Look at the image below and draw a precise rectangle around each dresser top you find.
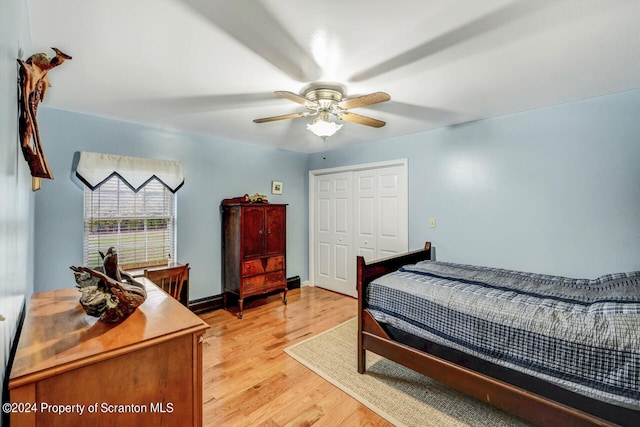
[9,278,209,387]
[221,202,288,207]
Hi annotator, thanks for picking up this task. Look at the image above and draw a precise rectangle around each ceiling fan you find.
[253,88,390,139]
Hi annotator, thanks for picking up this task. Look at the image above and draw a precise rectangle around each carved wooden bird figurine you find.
[71,247,147,323]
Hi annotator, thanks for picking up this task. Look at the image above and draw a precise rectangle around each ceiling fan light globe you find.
[307,119,342,138]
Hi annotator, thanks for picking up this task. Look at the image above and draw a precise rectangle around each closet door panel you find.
[317,242,331,278]
[354,170,377,262]
[313,172,354,296]
[377,166,408,258]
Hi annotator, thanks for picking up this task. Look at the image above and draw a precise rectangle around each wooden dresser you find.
[8,279,209,427]
[221,202,287,318]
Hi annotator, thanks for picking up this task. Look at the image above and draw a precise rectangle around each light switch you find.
[429,218,436,228]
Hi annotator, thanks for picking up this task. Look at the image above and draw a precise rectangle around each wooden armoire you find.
[221,201,287,318]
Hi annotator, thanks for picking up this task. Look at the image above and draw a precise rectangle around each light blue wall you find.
[309,89,640,278]
[33,82,640,298]
[0,0,34,399]
[34,109,309,299]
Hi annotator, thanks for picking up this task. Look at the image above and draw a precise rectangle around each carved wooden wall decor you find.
[17,47,71,190]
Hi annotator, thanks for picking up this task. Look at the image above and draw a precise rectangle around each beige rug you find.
[285,318,530,427]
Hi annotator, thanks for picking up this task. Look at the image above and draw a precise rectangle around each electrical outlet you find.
[429,218,436,228]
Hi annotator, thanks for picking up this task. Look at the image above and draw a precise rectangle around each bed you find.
[357,242,640,426]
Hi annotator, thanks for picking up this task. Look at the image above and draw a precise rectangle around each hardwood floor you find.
[199,286,393,426]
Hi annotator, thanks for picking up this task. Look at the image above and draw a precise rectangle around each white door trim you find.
[309,159,408,289]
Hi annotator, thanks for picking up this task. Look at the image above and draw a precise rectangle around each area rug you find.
[285,318,530,427]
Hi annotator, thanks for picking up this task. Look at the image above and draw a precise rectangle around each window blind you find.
[83,176,176,269]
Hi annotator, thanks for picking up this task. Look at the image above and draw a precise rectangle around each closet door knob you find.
[258,229,263,235]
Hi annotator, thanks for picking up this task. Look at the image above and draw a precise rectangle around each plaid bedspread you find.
[366,260,640,410]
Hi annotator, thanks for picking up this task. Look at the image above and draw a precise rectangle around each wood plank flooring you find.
[199,286,392,426]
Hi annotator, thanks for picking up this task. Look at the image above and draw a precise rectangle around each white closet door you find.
[354,170,377,261]
[354,165,408,262]
[314,171,355,296]
[311,160,408,297]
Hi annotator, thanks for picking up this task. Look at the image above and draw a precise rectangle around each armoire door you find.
[242,206,265,259]
[314,171,355,296]
[264,206,286,256]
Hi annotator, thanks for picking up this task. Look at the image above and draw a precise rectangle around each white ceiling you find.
[27,0,640,153]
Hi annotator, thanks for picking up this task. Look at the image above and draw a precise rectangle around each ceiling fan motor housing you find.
[304,88,343,111]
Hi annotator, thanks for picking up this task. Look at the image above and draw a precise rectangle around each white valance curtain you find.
[76,151,184,192]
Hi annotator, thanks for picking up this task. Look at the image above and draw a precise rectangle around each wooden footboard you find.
[356,242,619,427]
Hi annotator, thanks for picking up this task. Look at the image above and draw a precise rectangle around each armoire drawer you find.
[241,271,285,294]
[242,255,284,276]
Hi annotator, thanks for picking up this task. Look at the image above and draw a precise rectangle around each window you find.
[83,176,176,269]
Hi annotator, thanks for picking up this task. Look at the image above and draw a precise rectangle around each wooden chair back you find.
[144,264,189,302]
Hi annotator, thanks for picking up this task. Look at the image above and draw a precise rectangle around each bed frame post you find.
[356,255,366,374]
[357,242,432,374]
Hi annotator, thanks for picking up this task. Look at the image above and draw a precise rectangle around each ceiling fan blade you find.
[349,2,545,82]
[133,92,279,113]
[183,1,321,81]
[275,91,318,107]
[253,112,309,123]
[340,112,386,128]
[338,92,390,110]
[374,101,463,123]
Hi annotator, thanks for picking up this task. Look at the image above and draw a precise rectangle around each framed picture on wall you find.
[271,181,283,195]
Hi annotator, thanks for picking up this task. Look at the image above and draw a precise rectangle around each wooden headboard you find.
[356,242,432,292]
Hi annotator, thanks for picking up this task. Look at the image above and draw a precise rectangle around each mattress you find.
[366,260,640,410]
